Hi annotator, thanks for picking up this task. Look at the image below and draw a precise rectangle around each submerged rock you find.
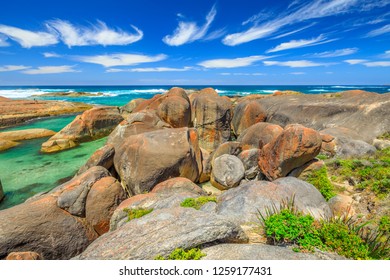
[76,207,248,260]
[0,139,19,152]
[0,179,4,202]
[0,128,55,141]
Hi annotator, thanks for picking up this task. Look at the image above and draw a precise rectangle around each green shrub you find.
[180,196,217,210]
[379,216,390,234]
[259,200,389,259]
[123,208,153,221]
[316,154,328,160]
[155,248,205,260]
[306,166,336,201]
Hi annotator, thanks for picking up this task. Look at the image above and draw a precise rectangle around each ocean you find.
[0,85,389,209]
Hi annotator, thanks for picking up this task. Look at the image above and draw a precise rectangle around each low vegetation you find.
[123,208,153,222]
[180,196,217,210]
[155,248,206,260]
[258,200,389,259]
[327,148,390,197]
[305,166,336,201]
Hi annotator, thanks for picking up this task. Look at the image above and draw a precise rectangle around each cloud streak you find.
[0,24,58,48]
[106,66,192,73]
[264,60,325,67]
[266,35,335,53]
[75,53,167,67]
[344,59,390,67]
[22,65,79,74]
[311,47,358,57]
[46,20,143,47]
[222,0,384,46]
[163,5,217,46]
[0,65,31,72]
[199,55,268,68]
[366,24,390,37]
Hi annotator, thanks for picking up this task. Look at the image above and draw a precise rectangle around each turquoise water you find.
[0,116,106,210]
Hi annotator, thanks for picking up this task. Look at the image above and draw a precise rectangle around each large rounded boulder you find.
[114,127,202,195]
[191,88,232,151]
[258,124,322,180]
[232,100,267,137]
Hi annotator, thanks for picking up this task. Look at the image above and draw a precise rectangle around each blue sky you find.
[0,0,389,85]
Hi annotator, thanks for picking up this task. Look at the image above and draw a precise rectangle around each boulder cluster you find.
[0,87,389,260]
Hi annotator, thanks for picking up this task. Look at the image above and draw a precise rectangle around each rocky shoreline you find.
[0,87,389,260]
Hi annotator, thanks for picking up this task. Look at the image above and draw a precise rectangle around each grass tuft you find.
[180,196,217,210]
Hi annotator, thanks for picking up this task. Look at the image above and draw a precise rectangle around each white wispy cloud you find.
[366,24,390,37]
[271,23,316,39]
[106,66,192,73]
[0,35,9,47]
[290,72,306,75]
[0,65,31,72]
[75,53,167,67]
[384,50,390,58]
[264,60,324,67]
[163,5,217,46]
[219,72,265,76]
[46,20,143,47]
[312,47,358,57]
[266,35,335,53]
[344,59,368,64]
[22,65,79,74]
[43,52,61,58]
[222,0,381,46]
[344,59,390,67]
[0,24,58,48]
[199,55,268,68]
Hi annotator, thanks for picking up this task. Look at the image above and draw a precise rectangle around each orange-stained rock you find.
[288,159,325,178]
[6,251,42,260]
[199,148,212,183]
[0,98,92,128]
[0,195,97,260]
[77,144,115,175]
[120,98,146,116]
[113,127,202,195]
[238,122,283,150]
[107,110,171,148]
[191,89,232,151]
[0,139,19,152]
[258,124,322,181]
[41,106,123,153]
[157,95,191,128]
[320,133,336,156]
[273,90,303,96]
[85,177,127,235]
[0,128,55,141]
[151,177,204,195]
[232,100,267,136]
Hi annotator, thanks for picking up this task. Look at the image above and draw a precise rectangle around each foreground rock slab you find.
[216,177,331,224]
[76,207,248,260]
[202,244,344,260]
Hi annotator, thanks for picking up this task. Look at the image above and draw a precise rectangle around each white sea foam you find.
[331,86,359,89]
[310,89,329,92]
[259,90,277,94]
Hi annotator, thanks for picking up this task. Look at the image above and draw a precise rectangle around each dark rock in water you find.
[202,244,345,260]
[6,251,42,260]
[75,207,248,260]
[85,177,126,235]
[216,177,331,225]
[73,153,88,159]
[258,124,322,181]
[41,106,123,153]
[232,100,267,137]
[77,144,115,176]
[55,166,111,217]
[113,127,202,195]
[0,195,97,260]
[191,88,233,151]
[0,179,4,202]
